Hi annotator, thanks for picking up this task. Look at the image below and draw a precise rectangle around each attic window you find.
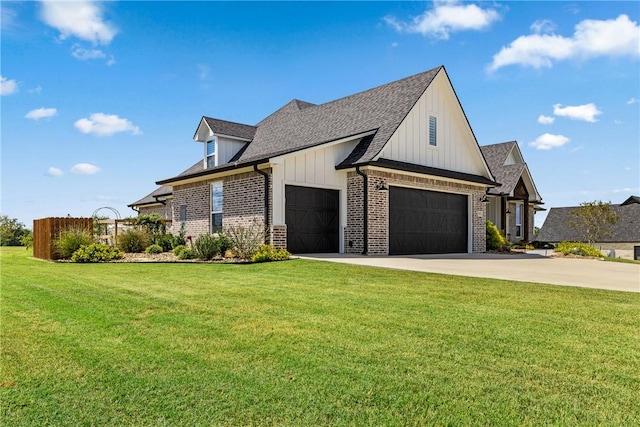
[428,116,437,146]
[205,138,216,168]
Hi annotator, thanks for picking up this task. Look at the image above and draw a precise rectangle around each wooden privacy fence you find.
[33,217,93,260]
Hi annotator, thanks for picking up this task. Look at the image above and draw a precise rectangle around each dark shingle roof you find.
[202,117,256,140]
[537,203,640,243]
[159,66,443,184]
[621,195,640,206]
[480,141,523,195]
[128,185,172,207]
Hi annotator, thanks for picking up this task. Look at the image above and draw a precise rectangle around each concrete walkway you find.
[298,252,640,293]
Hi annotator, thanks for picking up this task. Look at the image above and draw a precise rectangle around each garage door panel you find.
[285,185,339,254]
[390,187,468,255]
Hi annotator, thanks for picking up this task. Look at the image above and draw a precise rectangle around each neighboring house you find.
[537,196,640,258]
[130,65,504,255]
[480,141,544,243]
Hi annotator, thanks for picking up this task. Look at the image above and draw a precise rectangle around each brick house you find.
[130,65,523,255]
[480,141,544,243]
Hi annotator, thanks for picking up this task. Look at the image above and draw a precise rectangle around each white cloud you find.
[25,107,57,120]
[39,0,117,45]
[530,19,556,34]
[28,85,42,94]
[74,113,141,136]
[614,119,623,125]
[71,45,106,60]
[71,163,100,175]
[627,97,638,105]
[553,103,602,122]
[529,133,570,150]
[1,75,18,95]
[537,115,555,124]
[47,167,63,177]
[385,0,500,40]
[489,14,640,71]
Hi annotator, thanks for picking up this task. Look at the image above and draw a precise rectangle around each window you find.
[515,204,522,237]
[211,182,223,233]
[179,204,187,222]
[428,115,437,146]
[205,138,216,169]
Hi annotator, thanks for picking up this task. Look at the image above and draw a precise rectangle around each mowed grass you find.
[1,248,639,426]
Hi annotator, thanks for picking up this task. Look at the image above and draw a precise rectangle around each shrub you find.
[145,244,163,254]
[216,234,233,255]
[194,234,221,260]
[71,243,123,263]
[251,244,291,263]
[173,245,187,257]
[486,220,508,251]
[555,241,603,257]
[177,248,198,260]
[117,229,151,253]
[55,227,94,259]
[20,232,33,250]
[155,234,175,252]
[226,221,266,260]
[135,213,166,235]
[174,222,187,246]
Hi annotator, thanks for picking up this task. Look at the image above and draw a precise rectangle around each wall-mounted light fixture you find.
[375,183,388,191]
[479,195,490,203]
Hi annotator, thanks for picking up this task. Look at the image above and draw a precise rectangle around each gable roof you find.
[621,195,640,206]
[128,185,172,208]
[537,202,640,243]
[159,66,445,184]
[201,117,256,140]
[480,141,541,202]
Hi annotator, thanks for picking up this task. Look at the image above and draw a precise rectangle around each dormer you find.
[193,117,256,169]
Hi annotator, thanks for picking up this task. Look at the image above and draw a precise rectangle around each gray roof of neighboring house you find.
[537,202,640,243]
[621,195,640,205]
[128,185,173,207]
[480,141,524,195]
[158,66,446,184]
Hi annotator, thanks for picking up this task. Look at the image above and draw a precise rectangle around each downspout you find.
[355,166,368,255]
[254,165,270,244]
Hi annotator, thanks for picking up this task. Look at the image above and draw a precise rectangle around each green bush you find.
[134,213,166,235]
[55,227,94,259]
[226,221,266,260]
[71,243,123,263]
[194,234,220,260]
[555,242,603,257]
[251,244,291,263]
[217,234,233,256]
[486,220,508,251]
[172,245,187,257]
[20,232,33,250]
[177,248,198,260]
[154,234,175,252]
[145,244,163,254]
[117,229,151,253]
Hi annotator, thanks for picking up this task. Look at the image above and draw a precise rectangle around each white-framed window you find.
[428,115,437,146]
[515,204,522,238]
[211,182,223,233]
[205,138,216,169]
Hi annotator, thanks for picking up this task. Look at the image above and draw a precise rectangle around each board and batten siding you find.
[379,71,488,177]
[271,138,360,248]
[217,136,246,165]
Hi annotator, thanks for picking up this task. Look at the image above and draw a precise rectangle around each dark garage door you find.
[285,185,339,253]
[389,187,468,255]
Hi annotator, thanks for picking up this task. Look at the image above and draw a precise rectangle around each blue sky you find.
[2,1,639,229]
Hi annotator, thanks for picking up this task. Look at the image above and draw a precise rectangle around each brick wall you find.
[223,170,270,242]
[171,181,210,238]
[345,172,364,254]
[138,201,173,220]
[346,169,487,255]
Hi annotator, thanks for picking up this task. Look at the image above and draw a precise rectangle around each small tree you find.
[569,200,618,245]
[0,215,30,246]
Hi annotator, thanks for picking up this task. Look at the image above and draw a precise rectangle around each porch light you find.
[375,183,388,191]
[479,195,490,203]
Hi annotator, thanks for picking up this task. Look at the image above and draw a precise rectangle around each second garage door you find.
[389,187,468,255]
[285,185,339,254]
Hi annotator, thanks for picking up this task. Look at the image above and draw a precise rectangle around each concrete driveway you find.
[298,252,640,293]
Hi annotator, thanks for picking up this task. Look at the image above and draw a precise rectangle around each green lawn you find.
[1,247,639,426]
